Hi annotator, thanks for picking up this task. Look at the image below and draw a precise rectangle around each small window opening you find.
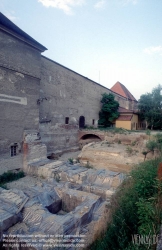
[11,145,17,157]
[92,119,95,125]
[65,117,69,124]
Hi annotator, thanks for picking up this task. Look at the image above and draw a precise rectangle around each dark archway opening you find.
[81,134,101,141]
[79,134,101,148]
[79,116,85,129]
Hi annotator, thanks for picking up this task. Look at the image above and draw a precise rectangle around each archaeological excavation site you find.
[1,128,159,249]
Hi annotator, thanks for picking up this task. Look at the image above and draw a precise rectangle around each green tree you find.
[138,85,162,129]
[98,93,119,127]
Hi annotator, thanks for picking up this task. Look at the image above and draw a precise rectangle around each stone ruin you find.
[0,131,125,249]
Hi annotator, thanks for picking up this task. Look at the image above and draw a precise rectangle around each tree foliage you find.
[138,85,162,129]
[98,93,119,127]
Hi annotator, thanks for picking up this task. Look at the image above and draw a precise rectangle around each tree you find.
[138,85,162,129]
[98,93,119,127]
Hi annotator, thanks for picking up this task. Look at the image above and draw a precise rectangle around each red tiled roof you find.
[111,81,137,102]
[118,107,133,113]
[116,115,133,121]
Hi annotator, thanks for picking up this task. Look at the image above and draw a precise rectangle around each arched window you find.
[79,116,85,129]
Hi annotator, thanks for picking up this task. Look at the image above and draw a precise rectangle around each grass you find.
[90,157,162,250]
[0,171,25,188]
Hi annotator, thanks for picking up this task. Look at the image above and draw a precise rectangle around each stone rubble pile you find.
[0,159,125,249]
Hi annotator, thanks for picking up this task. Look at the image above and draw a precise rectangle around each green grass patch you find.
[90,157,162,250]
[0,171,25,188]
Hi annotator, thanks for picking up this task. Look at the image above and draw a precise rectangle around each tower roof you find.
[0,12,47,52]
[111,81,137,102]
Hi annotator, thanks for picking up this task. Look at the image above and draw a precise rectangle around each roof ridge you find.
[0,12,47,52]
[111,81,137,102]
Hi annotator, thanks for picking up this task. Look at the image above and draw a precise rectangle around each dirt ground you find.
[59,150,81,161]
[61,132,159,173]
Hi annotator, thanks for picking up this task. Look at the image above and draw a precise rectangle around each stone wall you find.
[0,153,23,175]
[0,29,41,156]
[39,56,134,154]
[0,29,41,78]
[0,15,138,170]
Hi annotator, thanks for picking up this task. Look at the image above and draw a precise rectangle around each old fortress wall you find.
[0,13,136,171]
[39,56,132,153]
[39,56,134,154]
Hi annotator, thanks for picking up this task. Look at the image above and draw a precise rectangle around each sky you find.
[1,0,162,100]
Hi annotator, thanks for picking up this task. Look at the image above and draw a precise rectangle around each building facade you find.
[0,13,138,172]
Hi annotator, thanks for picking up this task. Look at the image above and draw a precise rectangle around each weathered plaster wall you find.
[116,120,131,130]
[0,30,41,78]
[0,29,41,155]
[131,114,138,130]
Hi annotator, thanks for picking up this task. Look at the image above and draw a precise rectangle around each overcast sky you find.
[1,0,162,100]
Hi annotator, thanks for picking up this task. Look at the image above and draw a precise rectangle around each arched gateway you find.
[79,116,85,129]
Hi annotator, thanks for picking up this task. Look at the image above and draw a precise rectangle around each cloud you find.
[94,0,106,9]
[143,46,162,55]
[38,0,85,15]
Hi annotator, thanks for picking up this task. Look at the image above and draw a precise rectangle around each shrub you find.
[53,172,60,182]
[155,133,162,144]
[68,158,74,165]
[131,141,136,146]
[126,146,133,155]
[146,129,151,136]
[85,161,93,169]
[146,140,157,154]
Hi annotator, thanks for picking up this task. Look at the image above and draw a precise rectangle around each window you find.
[92,119,95,125]
[65,117,69,124]
[11,145,17,157]
[79,116,85,128]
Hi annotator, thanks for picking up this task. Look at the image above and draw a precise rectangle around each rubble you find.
[0,131,126,249]
[0,158,125,249]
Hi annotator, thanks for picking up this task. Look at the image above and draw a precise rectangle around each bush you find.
[146,129,151,136]
[155,133,162,144]
[126,146,133,155]
[146,140,157,153]
[68,158,74,165]
[131,141,136,146]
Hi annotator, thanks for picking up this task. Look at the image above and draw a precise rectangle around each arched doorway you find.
[80,134,101,141]
[79,134,101,148]
[79,116,85,129]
